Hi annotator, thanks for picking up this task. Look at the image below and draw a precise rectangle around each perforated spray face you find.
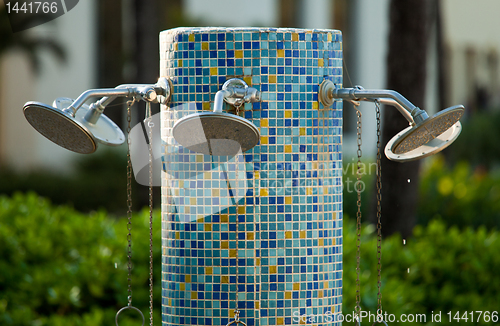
[392,105,465,155]
[172,112,260,156]
[23,102,97,154]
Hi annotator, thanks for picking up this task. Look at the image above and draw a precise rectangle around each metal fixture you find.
[23,77,171,154]
[172,78,260,156]
[115,101,146,326]
[384,107,462,162]
[318,79,465,162]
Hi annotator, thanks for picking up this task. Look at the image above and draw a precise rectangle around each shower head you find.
[23,98,125,154]
[23,78,171,154]
[172,78,261,156]
[172,111,260,156]
[385,105,464,162]
[392,105,464,154]
[318,80,466,161]
[24,101,97,154]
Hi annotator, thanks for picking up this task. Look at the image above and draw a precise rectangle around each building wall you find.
[345,0,389,158]
[3,0,500,171]
[442,0,500,111]
[183,0,279,27]
[0,0,97,172]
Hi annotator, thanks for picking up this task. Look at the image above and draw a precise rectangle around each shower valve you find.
[222,78,261,107]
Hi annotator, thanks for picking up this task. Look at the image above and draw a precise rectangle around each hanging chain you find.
[227,101,247,326]
[235,101,242,116]
[234,101,241,319]
[354,105,362,324]
[375,100,383,318]
[235,154,240,321]
[146,102,154,326]
[126,99,135,307]
[116,98,145,326]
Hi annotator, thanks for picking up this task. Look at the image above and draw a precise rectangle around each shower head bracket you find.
[221,78,261,108]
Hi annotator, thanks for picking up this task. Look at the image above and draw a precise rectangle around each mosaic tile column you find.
[160,27,343,326]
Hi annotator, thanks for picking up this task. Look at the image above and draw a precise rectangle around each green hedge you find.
[0,192,161,325]
[1,193,499,325]
[418,155,500,230]
[342,217,500,325]
[447,110,500,168]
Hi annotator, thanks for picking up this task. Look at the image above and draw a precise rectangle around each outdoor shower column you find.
[160,27,344,326]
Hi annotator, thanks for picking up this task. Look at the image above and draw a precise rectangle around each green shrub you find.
[2,193,499,325]
[0,192,161,325]
[418,155,500,230]
[343,217,500,325]
[448,110,500,168]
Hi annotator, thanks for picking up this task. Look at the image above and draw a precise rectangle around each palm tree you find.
[0,6,65,72]
[379,0,429,238]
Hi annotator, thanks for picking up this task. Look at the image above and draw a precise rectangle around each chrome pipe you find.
[63,88,134,117]
[213,89,232,113]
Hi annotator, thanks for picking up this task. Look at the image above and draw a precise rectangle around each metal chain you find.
[126,99,135,307]
[234,103,240,320]
[231,101,245,325]
[146,102,154,326]
[116,98,146,326]
[375,101,383,317]
[354,106,363,323]
[235,102,242,116]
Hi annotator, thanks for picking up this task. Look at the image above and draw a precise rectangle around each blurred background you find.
[1,0,499,325]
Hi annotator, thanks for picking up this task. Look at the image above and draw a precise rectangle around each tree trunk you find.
[380,0,429,238]
[134,0,160,85]
[97,0,124,124]
[133,0,162,206]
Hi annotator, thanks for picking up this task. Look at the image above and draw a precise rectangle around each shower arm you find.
[63,77,171,124]
[63,88,135,117]
[318,80,429,126]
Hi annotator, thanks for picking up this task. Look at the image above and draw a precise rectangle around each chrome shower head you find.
[318,80,466,162]
[24,101,97,154]
[23,79,172,154]
[23,97,125,154]
[172,111,259,156]
[385,105,464,162]
[172,78,261,156]
[392,105,464,154]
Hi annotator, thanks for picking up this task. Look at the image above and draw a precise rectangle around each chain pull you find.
[234,101,243,116]
[226,310,247,326]
[375,100,384,321]
[353,104,363,324]
[146,101,155,326]
[126,100,135,307]
[116,99,145,326]
[224,151,247,326]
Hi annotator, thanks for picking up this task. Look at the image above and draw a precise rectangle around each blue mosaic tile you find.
[160,27,343,326]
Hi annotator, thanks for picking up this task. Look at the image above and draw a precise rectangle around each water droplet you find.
[407,179,411,183]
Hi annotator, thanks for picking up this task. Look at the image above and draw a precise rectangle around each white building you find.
[0,0,97,172]
[1,0,498,172]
